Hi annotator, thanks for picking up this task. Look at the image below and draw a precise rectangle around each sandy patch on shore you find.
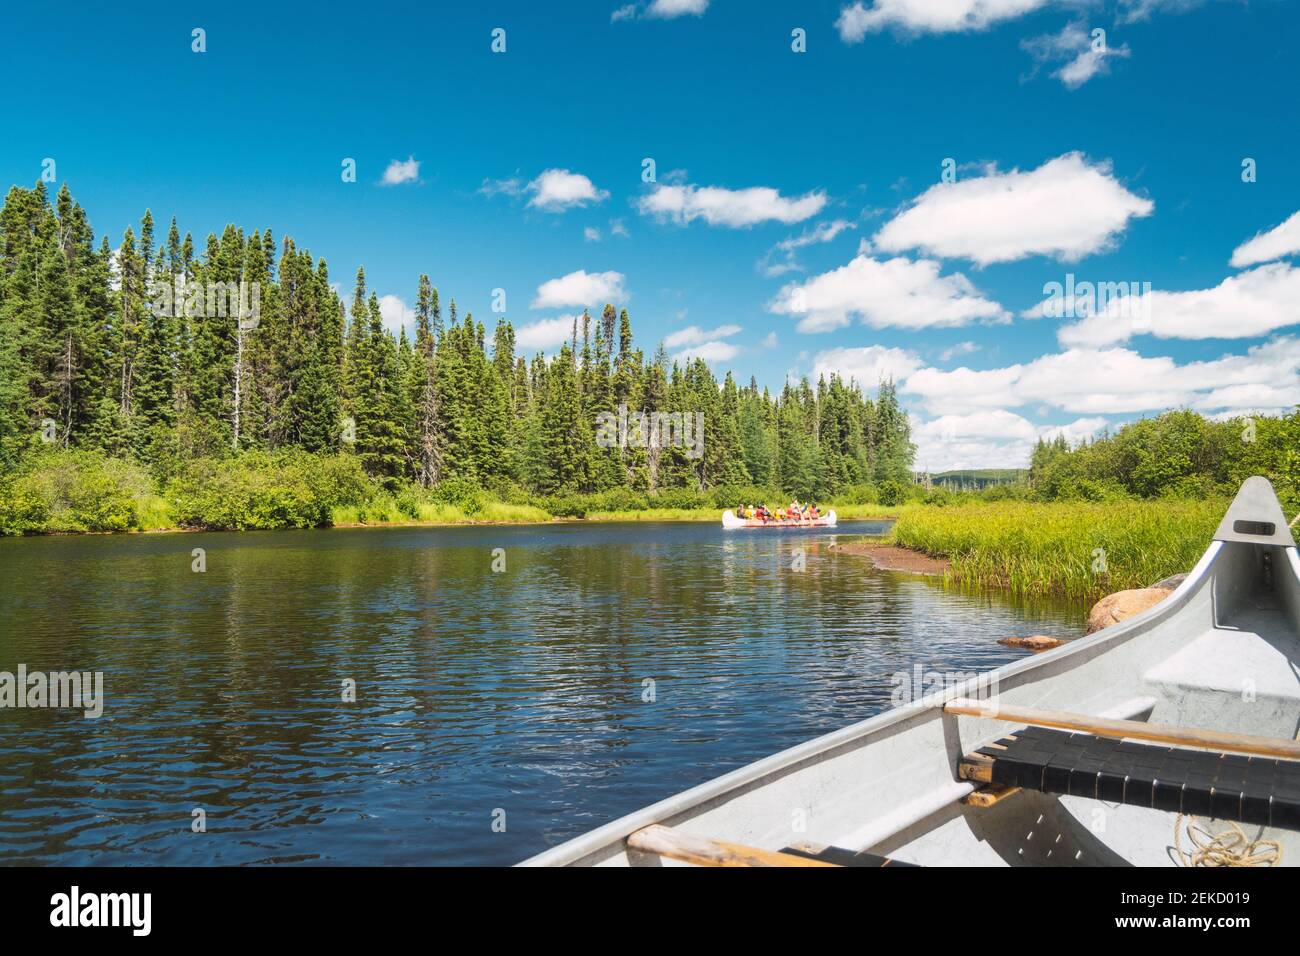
[835,540,950,575]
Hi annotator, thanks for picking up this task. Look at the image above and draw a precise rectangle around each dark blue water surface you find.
[0,521,1084,865]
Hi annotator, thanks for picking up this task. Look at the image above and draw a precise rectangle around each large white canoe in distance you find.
[721,508,837,529]
[523,477,1300,867]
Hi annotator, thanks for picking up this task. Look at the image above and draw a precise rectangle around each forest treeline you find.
[0,182,915,531]
[1026,409,1299,508]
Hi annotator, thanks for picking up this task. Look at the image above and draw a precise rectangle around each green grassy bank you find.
[889,499,1226,602]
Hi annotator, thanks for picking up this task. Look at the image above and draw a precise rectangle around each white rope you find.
[1174,815,1281,867]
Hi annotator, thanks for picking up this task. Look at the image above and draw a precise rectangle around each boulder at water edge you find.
[998,635,1067,651]
[1085,587,1173,634]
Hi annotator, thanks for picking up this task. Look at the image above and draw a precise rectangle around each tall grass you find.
[891,499,1226,602]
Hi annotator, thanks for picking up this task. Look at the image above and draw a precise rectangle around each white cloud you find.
[913,410,1107,471]
[663,324,742,348]
[527,168,608,212]
[638,183,826,228]
[614,0,708,20]
[479,177,524,198]
[1119,0,1206,23]
[378,294,414,336]
[1057,262,1300,347]
[673,340,738,364]
[609,218,630,238]
[768,252,1009,333]
[902,337,1300,417]
[531,270,627,309]
[836,0,1050,40]
[761,331,779,348]
[1230,210,1300,268]
[380,156,420,186]
[873,153,1153,266]
[812,345,924,387]
[648,0,709,15]
[1021,23,1131,90]
[517,315,580,351]
[939,341,981,362]
[584,227,602,242]
[760,219,857,276]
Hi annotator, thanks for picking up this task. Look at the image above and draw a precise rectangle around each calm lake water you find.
[0,521,1084,865]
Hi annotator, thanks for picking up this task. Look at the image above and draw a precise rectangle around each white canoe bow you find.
[523,477,1300,867]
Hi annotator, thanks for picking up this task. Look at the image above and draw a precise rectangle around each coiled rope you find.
[1174,815,1281,867]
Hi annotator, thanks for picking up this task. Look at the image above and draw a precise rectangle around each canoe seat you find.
[961,726,1300,831]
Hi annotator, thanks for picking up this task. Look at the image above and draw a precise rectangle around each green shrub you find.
[429,476,486,514]
[165,451,372,530]
[0,450,153,533]
[648,486,708,510]
[877,479,908,506]
[537,493,587,518]
[835,483,878,505]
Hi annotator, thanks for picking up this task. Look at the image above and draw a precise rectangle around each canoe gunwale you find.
[518,540,1242,866]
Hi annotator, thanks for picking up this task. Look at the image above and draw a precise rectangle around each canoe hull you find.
[524,478,1300,867]
[721,508,837,529]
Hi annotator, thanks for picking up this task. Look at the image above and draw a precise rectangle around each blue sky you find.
[3,0,1298,469]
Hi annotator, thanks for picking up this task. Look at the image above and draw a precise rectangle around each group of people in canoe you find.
[735,500,823,523]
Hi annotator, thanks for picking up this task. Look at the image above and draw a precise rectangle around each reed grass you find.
[890,498,1226,602]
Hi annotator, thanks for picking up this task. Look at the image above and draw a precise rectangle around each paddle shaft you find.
[944,698,1300,760]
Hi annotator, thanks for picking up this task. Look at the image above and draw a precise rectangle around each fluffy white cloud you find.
[638,183,826,228]
[665,323,742,364]
[531,270,627,309]
[768,252,1008,333]
[913,410,1107,471]
[812,345,923,387]
[378,295,414,336]
[836,0,1050,40]
[527,169,608,211]
[1021,23,1131,89]
[380,156,420,186]
[663,324,742,348]
[584,227,602,242]
[516,316,579,351]
[1056,262,1300,347]
[903,337,1300,416]
[1230,210,1300,268]
[873,153,1153,266]
[673,340,738,364]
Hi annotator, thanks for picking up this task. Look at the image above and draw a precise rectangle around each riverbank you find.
[835,539,950,575]
[889,498,1225,602]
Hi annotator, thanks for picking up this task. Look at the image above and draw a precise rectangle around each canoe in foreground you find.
[523,477,1300,867]
[721,508,837,529]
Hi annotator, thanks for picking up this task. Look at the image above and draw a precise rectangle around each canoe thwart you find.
[782,840,919,867]
[962,784,1023,808]
[625,824,839,867]
[944,697,1300,761]
[970,726,1300,831]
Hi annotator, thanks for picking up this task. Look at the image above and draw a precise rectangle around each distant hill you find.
[917,468,1028,490]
